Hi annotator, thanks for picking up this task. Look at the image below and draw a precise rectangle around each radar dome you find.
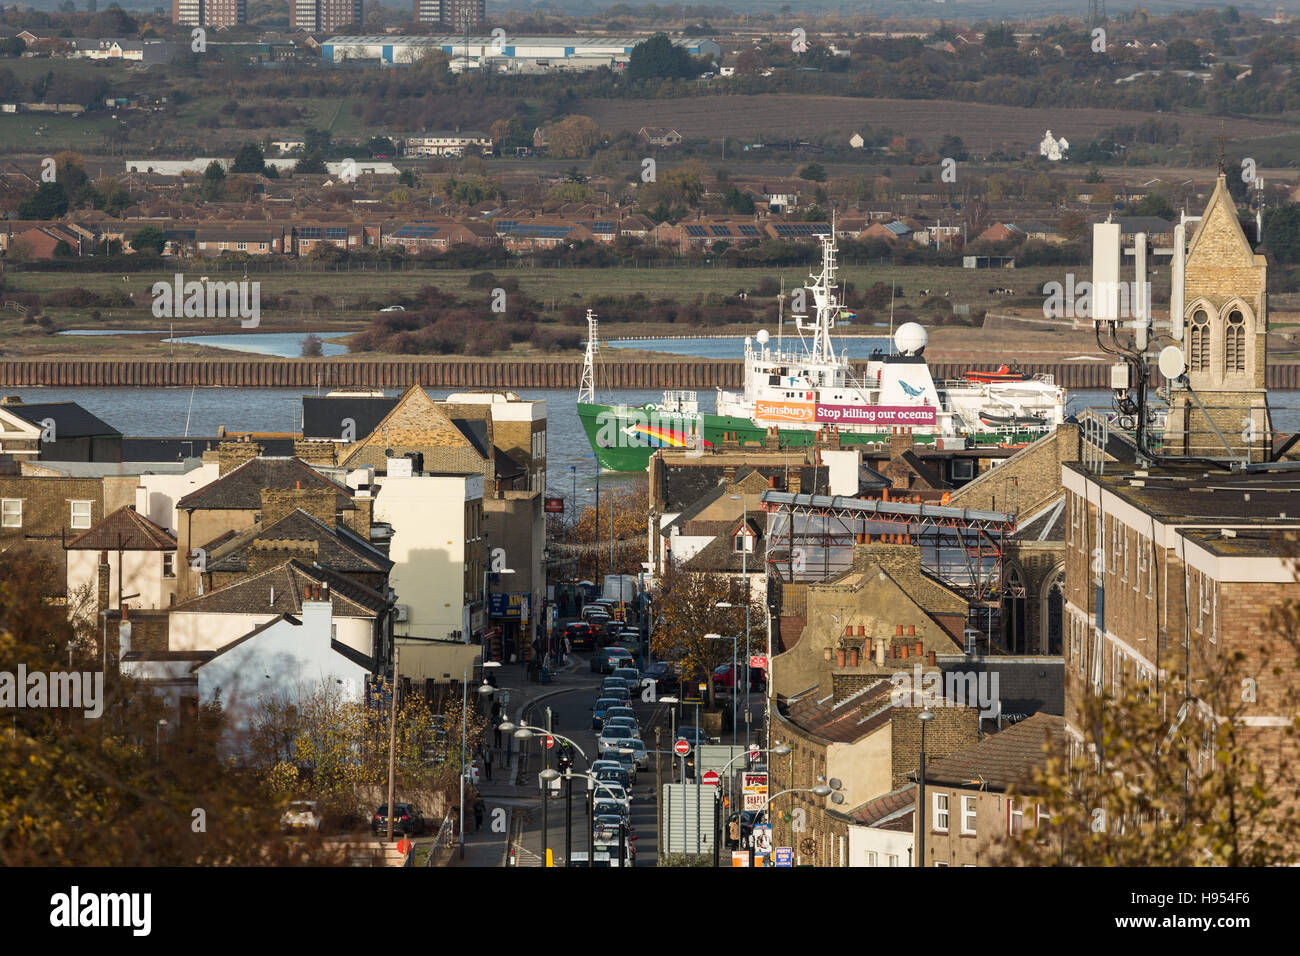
[894,322,928,356]
[756,329,770,345]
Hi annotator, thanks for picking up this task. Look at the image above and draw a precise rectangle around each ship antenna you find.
[578,308,598,405]
[778,276,784,354]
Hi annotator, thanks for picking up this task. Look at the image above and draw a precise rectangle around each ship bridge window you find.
[770,375,780,386]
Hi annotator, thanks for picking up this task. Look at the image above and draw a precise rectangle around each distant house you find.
[849,132,865,150]
[719,52,740,76]
[1012,221,1062,244]
[861,220,914,242]
[402,131,493,158]
[973,222,1024,244]
[618,213,655,238]
[637,127,683,148]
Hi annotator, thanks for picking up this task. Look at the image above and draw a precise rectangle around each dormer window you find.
[733,524,755,553]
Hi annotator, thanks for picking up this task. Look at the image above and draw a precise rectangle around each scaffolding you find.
[760,490,1015,642]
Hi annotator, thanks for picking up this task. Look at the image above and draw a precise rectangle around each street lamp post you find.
[503,723,592,866]
[728,493,752,751]
[705,629,739,745]
[155,718,167,763]
[459,663,497,859]
[754,783,832,866]
[481,567,515,663]
[710,743,789,867]
[917,710,934,869]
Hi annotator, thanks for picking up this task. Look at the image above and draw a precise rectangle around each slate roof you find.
[176,457,353,512]
[661,464,829,512]
[67,506,176,551]
[782,680,894,743]
[680,516,763,573]
[844,784,916,827]
[2,401,120,438]
[924,712,1066,792]
[205,507,391,575]
[1015,495,1066,542]
[302,396,397,441]
[173,559,389,617]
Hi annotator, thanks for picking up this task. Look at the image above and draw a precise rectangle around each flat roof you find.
[1064,461,1300,524]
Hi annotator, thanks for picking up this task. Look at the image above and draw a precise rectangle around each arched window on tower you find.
[1189,309,1210,372]
[1225,309,1245,372]
[1005,566,1027,654]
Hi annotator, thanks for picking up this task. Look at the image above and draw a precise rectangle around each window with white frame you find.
[961,795,977,835]
[1,498,20,528]
[934,792,949,832]
[162,552,175,578]
[1008,799,1024,837]
[1121,527,1129,582]
[70,500,92,530]
[886,853,898,867]
[867,851,878,867]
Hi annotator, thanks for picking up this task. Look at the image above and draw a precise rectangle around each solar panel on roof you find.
[593,221,614,231]
[685,225,707,237]
[299,227,322,238]
[325,227,348,239]
[710,225,730,236]
[739,225,759,236]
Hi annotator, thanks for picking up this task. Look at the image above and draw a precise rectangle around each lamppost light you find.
[498,720,517,733]
[812,785,832,797]
[919,710,935,722]
[772,743,791,756]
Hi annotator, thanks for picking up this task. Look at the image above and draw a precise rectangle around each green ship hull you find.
[578,401,1046,472]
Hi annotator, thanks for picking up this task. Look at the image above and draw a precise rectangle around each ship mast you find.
[795,225,840,364]
[578,308,598,404]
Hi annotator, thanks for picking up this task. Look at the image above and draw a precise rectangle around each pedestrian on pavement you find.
[474,799,484,832]
[564,635,572,661]
[493,715,503,750]
[484,749,493,781]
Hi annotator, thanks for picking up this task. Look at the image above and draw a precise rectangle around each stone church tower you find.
[1166,173,1272,459]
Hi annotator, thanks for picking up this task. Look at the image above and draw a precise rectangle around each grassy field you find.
[575,94,1295,153]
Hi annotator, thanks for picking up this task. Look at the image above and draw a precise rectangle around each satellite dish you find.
[894,322,928,356]
[1158,345,1185,380]
[755,329,770,345]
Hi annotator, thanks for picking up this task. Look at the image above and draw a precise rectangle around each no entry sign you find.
[674,738,691,757]
[702,770,720,787]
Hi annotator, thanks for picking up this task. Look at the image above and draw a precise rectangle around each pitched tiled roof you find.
[206,508,391,575]
[67,506,176,551]
[924,712,1066,792]
[782,680,894,743]
[176,457,353,512]
[844,784,916,826]
[173,559,389,617]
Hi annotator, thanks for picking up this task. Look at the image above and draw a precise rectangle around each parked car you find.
[596,781,631,810]
[563,621,598,651]
[379,305,405,312]
[601,676,630,696]
[592,797,630,821]
[371,803,426,837]
[280,799,324,834]
[675,726,711,746]
[592,697,622,730]
[597,725,632,754]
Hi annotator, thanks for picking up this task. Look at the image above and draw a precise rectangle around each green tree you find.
[398,168,418,188]
[626,33,700,82]
[1165,38,1202,70]
[797,162,826,183]
[17,182,69,219]
[722,187,755,214]
[983,24,1017,49]
[231,143,266,175]
[130,224,166,255]
[303,126,332,156]
[295,150,328,175]
[1264,204,1300,265]
[199,160,226,201]
[366,136,395,157]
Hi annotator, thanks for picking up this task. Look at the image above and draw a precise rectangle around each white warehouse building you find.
[319,34,720,71]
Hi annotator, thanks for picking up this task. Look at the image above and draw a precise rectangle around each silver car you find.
[613,737,649,771]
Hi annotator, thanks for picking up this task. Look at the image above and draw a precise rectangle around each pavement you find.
[449,653,587,868]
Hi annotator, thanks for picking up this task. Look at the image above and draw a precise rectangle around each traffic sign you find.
[674,738,691,757]
[702,770,720,787]
[750,655,768,669]
[546,735,555,750]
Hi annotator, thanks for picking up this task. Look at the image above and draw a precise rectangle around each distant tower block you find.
[1165,174,1272,460]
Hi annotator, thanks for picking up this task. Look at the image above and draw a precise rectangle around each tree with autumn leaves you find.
[648,562,764,710]
[1000,595,1300,866]
[547,479,647,581]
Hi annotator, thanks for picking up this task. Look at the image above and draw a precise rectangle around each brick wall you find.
[949,423,1079,519]
[0,475,105,548]
[247,539,318,573]
[890,705,980,791]
[217,438,262,476]
[260,486,338,528]
[293,440,338,467]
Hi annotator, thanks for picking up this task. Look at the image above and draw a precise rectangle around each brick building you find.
[290,0,362,32]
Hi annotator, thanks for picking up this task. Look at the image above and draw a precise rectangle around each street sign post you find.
[750,655,767,669]
[774,847,794,867]
[702,770,720,787]
[674,738,691,757]
[546,735,555,750]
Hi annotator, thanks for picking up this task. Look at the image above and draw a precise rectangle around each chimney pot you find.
[900,644,909,659]
[895,624,903,636]
[928,650,937,666]
[875,639,886,667]
[843,625,852,636]
[120,604,129,621]
[857,624,866,636]
[907,624,916,636]
[914,641,923,656]
[849,647,859,667]
[836,649,846,667]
